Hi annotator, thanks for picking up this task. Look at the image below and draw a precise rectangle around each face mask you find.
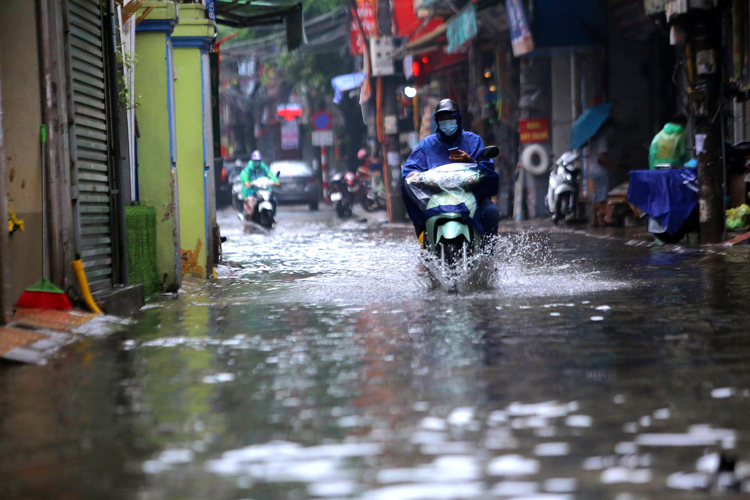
[252,160,261,168]
[439,119,458,136]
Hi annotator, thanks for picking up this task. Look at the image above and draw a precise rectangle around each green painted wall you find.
[134,28,181,292]
[173,47,207,278]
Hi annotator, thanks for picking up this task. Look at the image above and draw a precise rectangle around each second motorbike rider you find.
[240,150,279,218]
[402,99,500,246]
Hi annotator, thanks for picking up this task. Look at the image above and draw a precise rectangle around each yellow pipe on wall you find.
[71,260,103,314]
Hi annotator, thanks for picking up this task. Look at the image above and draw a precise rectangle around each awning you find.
[222,9,347,58]
[331,73,366,103]
[393,0,421,37]
[214,0,305,50]
[395,21,446,58]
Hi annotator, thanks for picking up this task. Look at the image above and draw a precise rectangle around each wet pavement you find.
[4,204,750,499]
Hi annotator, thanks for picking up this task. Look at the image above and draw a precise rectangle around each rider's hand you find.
[245,182,251,187]
[449,149,472,163]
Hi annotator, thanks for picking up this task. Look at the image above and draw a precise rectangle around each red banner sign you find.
[519,118,550,143]
[350,0,375,55]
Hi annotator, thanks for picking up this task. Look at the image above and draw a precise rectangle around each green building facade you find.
[135,1,181,291]
[173,4,216,279]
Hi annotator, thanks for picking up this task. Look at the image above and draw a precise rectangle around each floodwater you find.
[3,206,750,500]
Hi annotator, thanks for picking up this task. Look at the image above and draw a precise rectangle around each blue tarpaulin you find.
[332,73,365,104]
[627,169,699,236]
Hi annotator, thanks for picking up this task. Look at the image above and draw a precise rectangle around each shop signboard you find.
[518,118,550,143]
[446,5,477,53]
[506,0,534,56]
[281,121,299,150]
[350,0,375,55]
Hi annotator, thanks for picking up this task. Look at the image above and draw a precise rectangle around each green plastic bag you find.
[726,204,750,229]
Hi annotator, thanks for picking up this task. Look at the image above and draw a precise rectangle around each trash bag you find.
[726,204,750,229]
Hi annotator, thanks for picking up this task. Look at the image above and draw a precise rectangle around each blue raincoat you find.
[402,125,498,232]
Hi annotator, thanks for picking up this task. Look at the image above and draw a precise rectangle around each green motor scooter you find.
[405,146,498,275]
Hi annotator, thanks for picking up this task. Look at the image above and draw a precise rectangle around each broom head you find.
[16,278,73,310]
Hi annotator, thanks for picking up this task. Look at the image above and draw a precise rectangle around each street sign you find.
[206,0,216,21]
[312,111,333,131]
[312,131,334,146]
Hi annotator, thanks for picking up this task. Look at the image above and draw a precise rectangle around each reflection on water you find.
[3,207,750,499]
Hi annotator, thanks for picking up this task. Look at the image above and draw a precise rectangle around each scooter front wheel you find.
[335,201,350,218]
[260,211,274,229]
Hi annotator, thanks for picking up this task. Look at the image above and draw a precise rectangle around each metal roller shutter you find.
[68,0,115,291]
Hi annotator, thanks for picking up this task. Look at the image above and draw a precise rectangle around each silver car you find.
[271,161,320,211]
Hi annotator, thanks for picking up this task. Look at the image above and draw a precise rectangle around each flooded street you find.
[4,206,750,500]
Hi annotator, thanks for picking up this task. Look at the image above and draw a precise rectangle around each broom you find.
[15,278,72,310]
[14,125,72,311]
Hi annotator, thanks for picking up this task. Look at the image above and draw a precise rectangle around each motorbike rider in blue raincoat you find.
[402,99,500,243]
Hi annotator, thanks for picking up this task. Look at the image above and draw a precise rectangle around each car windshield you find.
[272,162,312,177]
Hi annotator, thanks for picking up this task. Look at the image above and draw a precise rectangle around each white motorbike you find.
[545,151,581,223]
[243,177,278,229]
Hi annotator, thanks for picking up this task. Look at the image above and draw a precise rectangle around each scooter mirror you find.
[479,146,499,159]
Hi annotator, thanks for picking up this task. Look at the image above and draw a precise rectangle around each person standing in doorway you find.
[588,124,616,227]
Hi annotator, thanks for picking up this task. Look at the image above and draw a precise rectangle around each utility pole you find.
[689,14,724,243]
[376,0,405,222]
[320,144,329,201]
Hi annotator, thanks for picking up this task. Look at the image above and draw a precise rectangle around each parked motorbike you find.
[243,177,278,229]
[405,146,499,275]
[329,170,376,218]
[545,151,581,223]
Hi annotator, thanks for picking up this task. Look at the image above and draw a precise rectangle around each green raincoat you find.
[649,123,691,170]
[240,161,278,199]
